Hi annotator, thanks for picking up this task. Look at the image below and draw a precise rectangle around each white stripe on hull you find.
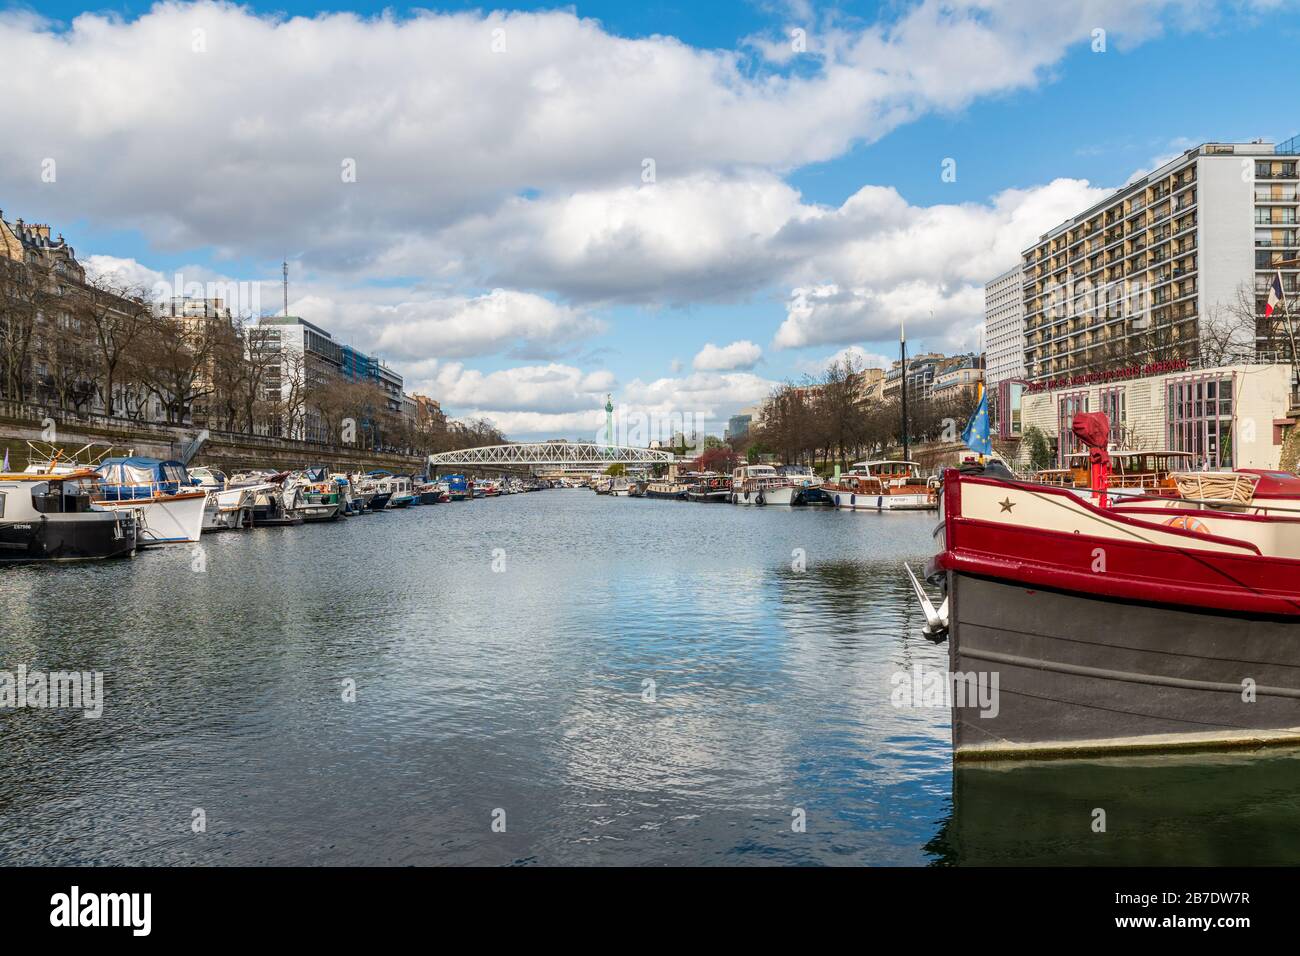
[830,492,934,511]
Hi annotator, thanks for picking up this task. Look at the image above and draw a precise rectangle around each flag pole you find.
[1272,262,1300,397]
[899,318,909,464]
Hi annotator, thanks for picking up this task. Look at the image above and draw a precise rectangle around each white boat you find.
[730,463,795,506]
[824,460,937,511]
[610,476,632,497]
[190,466,256,532]
[227,471,304,526]
[92,456,208,544]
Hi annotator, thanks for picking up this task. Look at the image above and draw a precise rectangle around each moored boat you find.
[285,472,346,522]
[228,471,303,527]
[686,473,732,502]
[825,460,936,511]
[444,474,471,501]
[925,411,1300,761]
[644,475,690,500]
[730,463,794,506]
[93,457,208,544]
[777,464,830,505]
[0,468,138,563]
[190,466,255,532]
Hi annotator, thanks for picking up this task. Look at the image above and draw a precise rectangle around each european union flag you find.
[961,385,992,457]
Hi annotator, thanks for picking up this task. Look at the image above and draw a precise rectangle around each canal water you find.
[2,489,1299,865]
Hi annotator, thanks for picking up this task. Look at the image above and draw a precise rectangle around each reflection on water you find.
[931,749,1300,866]
[1,489,1296,865]
[0,492,949,865]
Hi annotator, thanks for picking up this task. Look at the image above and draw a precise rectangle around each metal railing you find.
[428,443,678,467]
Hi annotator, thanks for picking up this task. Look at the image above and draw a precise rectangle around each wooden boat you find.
[825,460,936,511]
[644,476,690,500]
[925,411,1300,761]
[1035,450,1197,494]
[686,474,732,502]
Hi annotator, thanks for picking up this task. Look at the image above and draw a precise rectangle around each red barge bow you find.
[929,413,1300,760]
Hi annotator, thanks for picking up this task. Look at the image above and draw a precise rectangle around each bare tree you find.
[0,256,48,402]
[77,274,151,416]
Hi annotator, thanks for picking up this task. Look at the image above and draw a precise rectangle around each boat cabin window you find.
[0,491,5,518]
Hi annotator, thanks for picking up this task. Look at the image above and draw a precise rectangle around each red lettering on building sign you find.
[1026,359,1189,394]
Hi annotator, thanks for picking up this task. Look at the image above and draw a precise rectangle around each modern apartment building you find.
[983,264,1024,390]
[1018,141,1298,385]
[258,315,405,442]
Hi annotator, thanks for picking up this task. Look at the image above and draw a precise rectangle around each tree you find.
[127,313,222,424]
[77,273,151,416]
[0,256,48,403]
[32,304,97,412]
[694,445,739,473]
[1022,425,1053,472]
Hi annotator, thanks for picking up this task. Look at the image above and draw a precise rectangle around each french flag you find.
[1266,270,1285,318]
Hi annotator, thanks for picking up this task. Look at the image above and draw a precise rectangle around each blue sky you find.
[3,0,1297,437]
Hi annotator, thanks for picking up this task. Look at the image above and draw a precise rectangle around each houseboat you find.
[645,475,690,500]
[687,474,732,503]
[0,468,138,563]
[730,463,795,506]
[825,460,936,511]
[925,411,1300,760]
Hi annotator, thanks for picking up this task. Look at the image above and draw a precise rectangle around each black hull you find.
[251,504,303,527]
[948,571,1300,760]
[645,490,686,500]
[686,491,731,503]
[367,493,392,512]
[793,487,832,506]
[0,514,135,563]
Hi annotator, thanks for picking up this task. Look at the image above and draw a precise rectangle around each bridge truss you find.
[427,442,678,472]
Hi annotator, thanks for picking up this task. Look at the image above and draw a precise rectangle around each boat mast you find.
[899,318,909,463]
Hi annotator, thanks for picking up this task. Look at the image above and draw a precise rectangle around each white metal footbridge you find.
[428,442,677,473]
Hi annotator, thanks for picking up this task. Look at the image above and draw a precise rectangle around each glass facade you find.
[1099,387,1125,446]
[1166,375,1234,468]
[1057,391,1089,464]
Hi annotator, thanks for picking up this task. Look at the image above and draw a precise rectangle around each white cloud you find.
[0,1,1211,282]
[2,0,1254,434]
[794,344,893,377]
[693,340,763,371]
[771,177,1112,351]
[420,360,776,439]
[418,361,614,416]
